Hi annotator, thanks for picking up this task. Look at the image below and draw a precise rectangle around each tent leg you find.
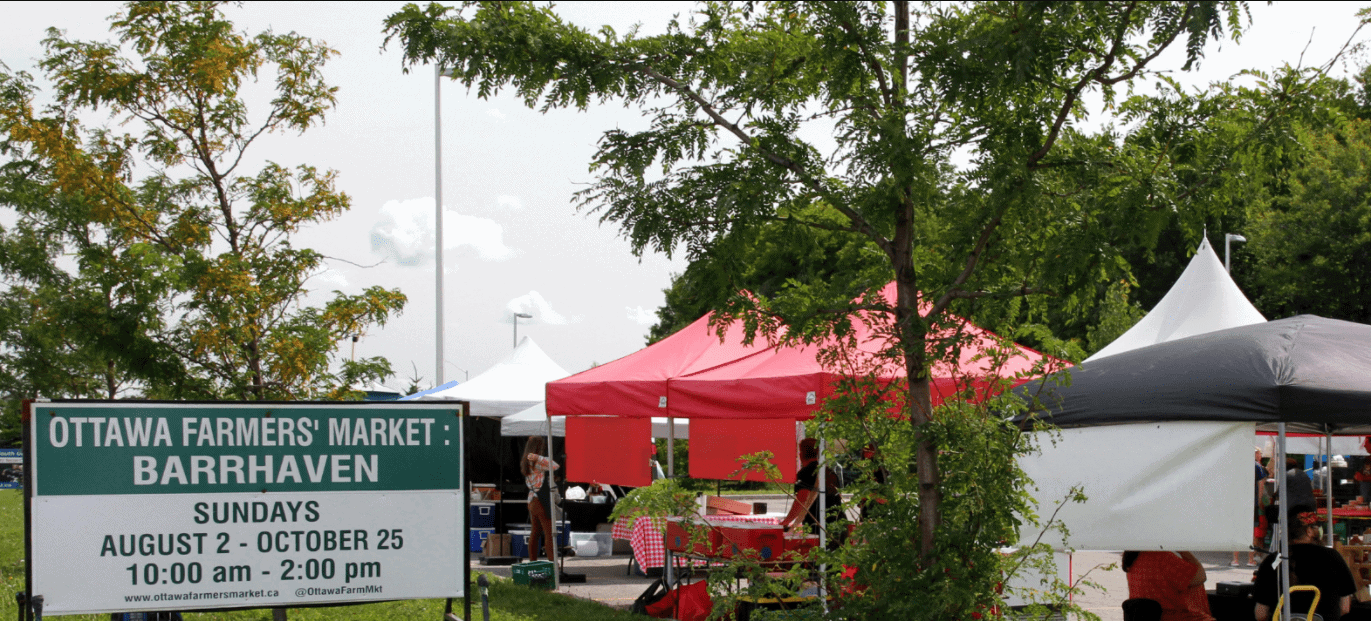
[818,436,828,613]
[546,413,558,590]
[1278,424,1290,621]
[667,417,675,478]
[1327,428,1335,546]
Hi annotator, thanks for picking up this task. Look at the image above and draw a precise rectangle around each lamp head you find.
[514,312,533,319]
[1225,233,1247,243]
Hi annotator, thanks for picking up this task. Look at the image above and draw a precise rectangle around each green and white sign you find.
[27,401,466,616]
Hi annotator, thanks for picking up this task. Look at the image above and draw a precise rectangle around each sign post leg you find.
[21,402,32,621]
[464,407,473,621]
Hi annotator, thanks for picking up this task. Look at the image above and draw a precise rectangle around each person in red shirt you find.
[1123,550,1213,621]
[1355,456,1371,503]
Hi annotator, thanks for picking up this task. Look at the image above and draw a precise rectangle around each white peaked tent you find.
[416,337,571,417]
[1021,237,1268,550]
[1086,237,1266,362]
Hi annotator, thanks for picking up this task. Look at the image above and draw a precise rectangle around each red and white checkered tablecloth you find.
[611,514,780,570]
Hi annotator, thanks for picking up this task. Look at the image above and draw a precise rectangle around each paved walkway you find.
[476,492,1260,618]
[1075,550,1259,621]
[472,548,1262,617]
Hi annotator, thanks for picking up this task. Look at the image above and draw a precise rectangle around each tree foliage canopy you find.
[383,1,1351,616]
[0,1,406,409]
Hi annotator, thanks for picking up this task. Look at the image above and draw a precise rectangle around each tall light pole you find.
[434,65,446,386]
[513,312,532,348]
[1225,233,1247,273]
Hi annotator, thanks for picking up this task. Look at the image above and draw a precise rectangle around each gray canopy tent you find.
[1021,315,1371,433]
[1018,314,1371,620]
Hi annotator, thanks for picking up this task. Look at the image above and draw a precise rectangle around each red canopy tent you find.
[548,283,1057,486]
[545,311,770,418]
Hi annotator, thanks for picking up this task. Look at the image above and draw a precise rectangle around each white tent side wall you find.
[1019,238,1266,550]
[1022,421,1253,550]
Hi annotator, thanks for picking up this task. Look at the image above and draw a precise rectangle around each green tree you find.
[0,1,405,404]
[1245,118,1371,322]
[648,205,890,343]
[385,1,1322,616]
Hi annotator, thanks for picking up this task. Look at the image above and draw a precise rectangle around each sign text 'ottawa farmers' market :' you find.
[36,409,461,495]
[28,403,467,615]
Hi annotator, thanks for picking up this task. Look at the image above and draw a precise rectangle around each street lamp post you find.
[1225,233,1247,273]
[434,65,445,386]
[513,313,532,348]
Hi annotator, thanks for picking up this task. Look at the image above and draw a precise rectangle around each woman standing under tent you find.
[521,436,559,562]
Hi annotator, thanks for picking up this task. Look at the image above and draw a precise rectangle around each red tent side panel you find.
[566,416,652,487]
[547,312,771,417]
[688,419,798,483]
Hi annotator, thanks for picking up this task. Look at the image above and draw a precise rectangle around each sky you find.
[1,2,1367,392]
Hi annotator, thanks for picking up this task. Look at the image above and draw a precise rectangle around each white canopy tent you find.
[500,403,693,439]
[500,403,810,443]
[1021,237,1268,551]
[411,337,570,417]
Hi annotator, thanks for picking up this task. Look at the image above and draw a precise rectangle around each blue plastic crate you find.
[469,502,497,528]
[510,525,570,559]
[469,527,494,552]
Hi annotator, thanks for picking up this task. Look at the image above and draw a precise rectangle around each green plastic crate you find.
[512,560,556,590]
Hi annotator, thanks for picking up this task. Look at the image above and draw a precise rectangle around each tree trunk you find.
[893,262,939,558]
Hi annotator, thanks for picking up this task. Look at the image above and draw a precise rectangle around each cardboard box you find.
[482,533,511,557]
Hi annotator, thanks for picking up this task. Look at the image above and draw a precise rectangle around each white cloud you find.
[626,305,657,326]
[495,195,522,210]
[506,291,581,325]
[310,267,350,288]
[369,197,519,266]
[486,108,506,120]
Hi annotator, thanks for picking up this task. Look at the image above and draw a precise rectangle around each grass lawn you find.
[0,490,633,621]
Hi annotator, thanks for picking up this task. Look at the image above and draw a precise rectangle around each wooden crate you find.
[1334,543,1371,602]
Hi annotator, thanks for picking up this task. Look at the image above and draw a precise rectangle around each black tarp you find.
[1017,315,1371,433]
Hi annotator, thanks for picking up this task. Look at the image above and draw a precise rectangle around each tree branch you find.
[927,211,1006,318]
[633,64,895,257]
[1028,1,1143,166]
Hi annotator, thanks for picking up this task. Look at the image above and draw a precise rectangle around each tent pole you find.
[546,412,558,589]
[667,417,675,478]
[1278,424,1290,621]
[1326,427,1335,546]
[818,436,828,612]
